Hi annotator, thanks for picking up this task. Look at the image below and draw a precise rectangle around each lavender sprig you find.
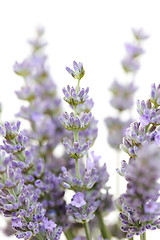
[119,83,160,239]
[14,27,65,172]
[59,61,112,240]
[0,123,62,240]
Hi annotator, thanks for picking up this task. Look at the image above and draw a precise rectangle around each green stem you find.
[32,232,44,240]
[75,158,80,179]
[84,222,91,240]
[96,209,111,240]
[140,232,146,240]
[74,129,79,142]
[64,228,74,240]
[130,237,134,240]
[77,79,80,93]
[73,78,81,179]
[145,123,150,133]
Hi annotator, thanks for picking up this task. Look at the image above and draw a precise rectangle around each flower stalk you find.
[140,232,146,240]
[96,209,111,240]
[84,222,91,240]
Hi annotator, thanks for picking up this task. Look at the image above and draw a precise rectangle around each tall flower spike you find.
[119,143,160,238]
[59,61,113,240]
[14,28,65,172]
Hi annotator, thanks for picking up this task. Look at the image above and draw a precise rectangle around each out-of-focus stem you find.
[74,129,79,142]
[96,209,111,240]
[75,158,80,179]
[77,79,80,93]
[73,78,81,179]
[140,232,146,240]
[84,222,91,240]
[64,228,74,240]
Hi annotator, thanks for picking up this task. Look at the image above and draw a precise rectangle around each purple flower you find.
[144,201,158,214]
[43,217,57,231]
[132,28,149,40]
[59,111,92,131]
[63,85,89,106]
[119,143,160,238]
[139,114,150,126]
[105,117,132,150]
[125,43,144,58]
[66,61,85,80]
[71,192,86,208]
[121,57,140,73]
[109,80,137,111]
[63,138,92,159]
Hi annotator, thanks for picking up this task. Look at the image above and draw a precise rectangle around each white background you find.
[0,0,160,239]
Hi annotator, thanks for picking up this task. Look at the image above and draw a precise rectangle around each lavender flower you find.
[67,195,100,224]
[59,61,112,240]
[109,80,137,111]
[71,192,87,208]
[59,151,109,192]
[14,28,65,171]
[63,85,89,106]
[125,43,144,58]
[0,121,62,240]
[132,28,149,41]
[118,83,160,239]
[106,28,148,167]
[66,61,85,80]
[121,57,140,73]
[121,28,148,73]
[120,84,160,158]
[63,138,92,159]
[105,117,132,150]
[59,112,92,131]
[119,143,160,238]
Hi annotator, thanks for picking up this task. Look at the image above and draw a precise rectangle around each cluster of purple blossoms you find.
[59,61,113,240]
[105,117,132,151]
[1,27,157,240]
[0,121,62,240]
[59,151,109,192]
[62,85,89,106]
[59,112,92,132]
[14,27,65,171]
[118,83,160,238]
[120,84,160,158]
[121,28,149,73]
[105,28,148,151]
[118,144,160,238]
[109,80,137,112]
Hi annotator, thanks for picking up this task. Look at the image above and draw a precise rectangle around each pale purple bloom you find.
[119,143,160,238]
[109,80,137,111]
[63,138,92,159]
[105,117,132,150]
[125,43,144,58]
[63,85,89,106]
[121,57,140,73]
[139,114,150,126]
[67,199,100,223]
[43,217,57,231]
[59,111,92,131]
[66,61,85,80]
[71,192,86,208]
[132,28,149,40]
[144,201,158,214]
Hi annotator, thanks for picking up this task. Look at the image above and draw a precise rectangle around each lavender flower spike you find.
[119,143,160,238]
